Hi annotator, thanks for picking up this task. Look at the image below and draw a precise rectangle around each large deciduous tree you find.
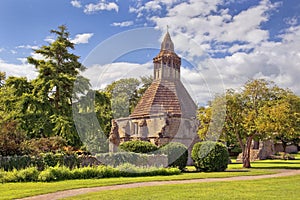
[257,88,300,153]
[104,78,141,118]
[198,79,300,168]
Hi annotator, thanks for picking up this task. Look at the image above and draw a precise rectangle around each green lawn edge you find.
[2,155,300,200]
[63,174,300,200]
[1,169,274,200]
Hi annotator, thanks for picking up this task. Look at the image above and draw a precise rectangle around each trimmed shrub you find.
[2,167,39,182]
[119,140,158,154]
[38,166,72,182]
[15,167,39,182]
[158,142,188,170]
[116,163,181,177]
[0,164,181,183]
[192,141,229,172]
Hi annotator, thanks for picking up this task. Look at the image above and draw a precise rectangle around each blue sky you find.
[0,0,299,104]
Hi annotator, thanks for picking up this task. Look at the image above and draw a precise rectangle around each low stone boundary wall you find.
[96,152,168,168]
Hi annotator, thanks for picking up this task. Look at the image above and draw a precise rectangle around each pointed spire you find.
[161,30,174,52]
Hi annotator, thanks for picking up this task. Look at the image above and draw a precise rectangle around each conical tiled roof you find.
[130,80,181,118]
[130,79,197,118]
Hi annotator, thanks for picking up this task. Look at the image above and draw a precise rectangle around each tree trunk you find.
[282,140,287,153]
[243,136,253,168]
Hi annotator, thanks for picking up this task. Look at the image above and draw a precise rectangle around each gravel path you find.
[19,169,300,200]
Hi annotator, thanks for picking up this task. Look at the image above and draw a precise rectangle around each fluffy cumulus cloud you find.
[71,33,94,44]
[126,0,300,99]
[0,59,37,80]
[84,1,119,14]
[111,21,134,27]
[82,62,153,90]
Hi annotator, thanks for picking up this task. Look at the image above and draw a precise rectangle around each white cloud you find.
[16,45,39,50]
[111,21,134,27]
[71,33,94,44]
[127,0,300,100]
[82,62,153,90]
[17,58,28,64]
[207,24,300,95]
[284,17,298,26]
[84,1,119,14]
[129,0,181,18]
[0,48,4,53]
[71,0,82,8]
[0,59,37,80]
[10,50,17,54]
[151,0,280,52]
[44,36,55,43]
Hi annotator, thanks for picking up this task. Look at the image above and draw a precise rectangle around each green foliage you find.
[199,79,300,168]
[24,25,90,146]
[95,90,112,138]
[38,166,72,182]
[158,142,188,170]
[197,95,227,142]
[0,164,180,183]
[116,163,180,177]
[105,78,140,118]
[1,167,39,182]
[104,76,153,118]
[119,140,158,154]
[192,141,229,172]
[73,91,110,154]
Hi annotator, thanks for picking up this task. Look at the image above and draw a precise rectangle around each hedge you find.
[0,164,181,183]
[158,142,188,170]
[191,141,229,172]
[119,140,158,153]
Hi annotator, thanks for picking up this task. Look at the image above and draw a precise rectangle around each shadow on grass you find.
[183,169,250,173]
[252,166,300,169]
[225,169,250,172]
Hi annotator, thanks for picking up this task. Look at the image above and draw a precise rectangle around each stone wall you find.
[96,152,168,168]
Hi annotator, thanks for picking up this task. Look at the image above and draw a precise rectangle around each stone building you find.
[109,31,199,165]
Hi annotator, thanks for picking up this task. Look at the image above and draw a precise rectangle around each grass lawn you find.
[63,175,300,200]
[0,169,273,200]
[1,154,300,200]
[229,153,300,169]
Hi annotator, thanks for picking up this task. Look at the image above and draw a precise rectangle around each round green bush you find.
[158,142,188,170]
[191,141,229,172]
[119,140,158,154]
